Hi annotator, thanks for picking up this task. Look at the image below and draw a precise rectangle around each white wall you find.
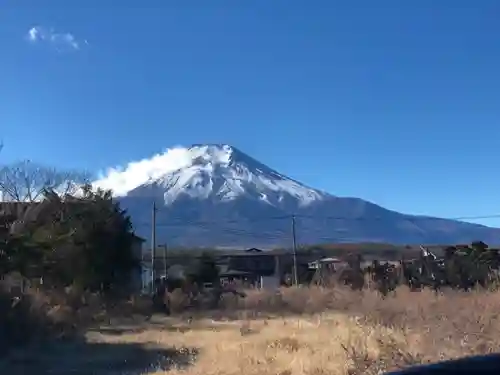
[260,275,280,290]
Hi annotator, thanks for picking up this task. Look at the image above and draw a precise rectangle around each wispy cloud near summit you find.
[26,26,88,51]
[92,146,196,196]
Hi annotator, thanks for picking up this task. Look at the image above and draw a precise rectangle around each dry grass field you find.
[3,285,500,374]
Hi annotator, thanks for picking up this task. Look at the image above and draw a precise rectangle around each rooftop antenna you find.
[420,245,437,260]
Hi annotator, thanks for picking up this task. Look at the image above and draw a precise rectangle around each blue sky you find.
[1,0,500,225]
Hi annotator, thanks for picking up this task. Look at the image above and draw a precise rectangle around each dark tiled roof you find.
[244,247,263,253]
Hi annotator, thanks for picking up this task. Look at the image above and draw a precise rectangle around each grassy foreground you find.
[2,286,500,374]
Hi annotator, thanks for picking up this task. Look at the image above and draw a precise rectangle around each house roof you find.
[132,234,146,242]
[244,247,263,253]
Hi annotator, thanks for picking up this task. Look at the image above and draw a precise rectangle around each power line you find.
[131,213,500,229]
[145,200,500,258]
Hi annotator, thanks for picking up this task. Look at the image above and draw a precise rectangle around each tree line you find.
[0,152,140,294]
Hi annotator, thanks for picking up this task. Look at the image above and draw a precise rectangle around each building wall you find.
[260,275,280,290]
[129,238,145,293]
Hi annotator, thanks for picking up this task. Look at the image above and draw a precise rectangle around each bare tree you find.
[0,160,90,202]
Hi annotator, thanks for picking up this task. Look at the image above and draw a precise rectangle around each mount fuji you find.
[101,144,500,248]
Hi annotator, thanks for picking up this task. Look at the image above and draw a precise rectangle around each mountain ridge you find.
[106,144,500,247]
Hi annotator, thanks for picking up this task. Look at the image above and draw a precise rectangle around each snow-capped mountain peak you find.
[97,144,500,247]
[93,144,329,207]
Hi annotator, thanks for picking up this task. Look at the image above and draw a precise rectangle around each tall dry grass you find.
[134,285,500,374]
[231,286,500,358]
[3,284,500,374]
[0,279,154,357]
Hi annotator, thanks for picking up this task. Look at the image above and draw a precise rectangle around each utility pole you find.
[291,214,298,286]
[151,201,157,294]
[161,243,168,279]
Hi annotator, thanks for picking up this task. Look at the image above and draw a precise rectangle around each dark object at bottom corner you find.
[384,354,500,375]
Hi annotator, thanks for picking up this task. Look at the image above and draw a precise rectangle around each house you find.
[131,234,145,256]
[222,252,282,289]
[129,234,146,293]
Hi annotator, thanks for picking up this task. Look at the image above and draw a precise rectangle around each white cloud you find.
[26,26,87,51]
[28,27,41,41]
[92,146,198,196]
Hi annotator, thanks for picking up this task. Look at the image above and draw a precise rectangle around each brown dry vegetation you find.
[3,285,500,374]
[0,281,152,356]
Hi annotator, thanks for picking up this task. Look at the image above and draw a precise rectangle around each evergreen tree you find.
[50,184,140,292]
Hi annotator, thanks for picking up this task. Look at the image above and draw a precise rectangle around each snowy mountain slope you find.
[92,144,500,247]
[120,144,328,208]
